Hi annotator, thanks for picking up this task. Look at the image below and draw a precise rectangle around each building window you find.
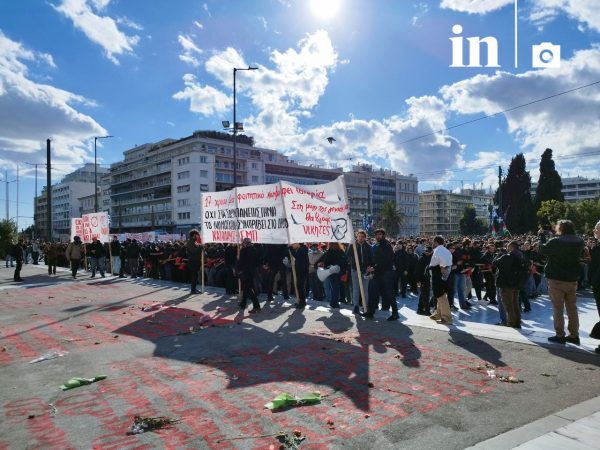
[200,170,208,178]
[177,199,191,207]
[177,184,190,193]
[199,156,207,163]
[251,162,258,169]
[178,156,190,166]
[200,184,209,192]
[177,212,191,220]
[177,171,190,180]
[252,176,259,183]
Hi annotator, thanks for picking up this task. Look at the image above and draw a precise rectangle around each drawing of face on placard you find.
[331,218,348,240]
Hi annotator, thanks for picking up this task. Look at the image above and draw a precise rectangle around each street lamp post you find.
[230,66,257,188]
[94,135,113,212]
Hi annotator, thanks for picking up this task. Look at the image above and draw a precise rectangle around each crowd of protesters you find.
[5,219,600,353]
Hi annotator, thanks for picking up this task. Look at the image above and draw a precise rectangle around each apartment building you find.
[419,189,492,236]
[34,163,109,240]
[531,176,600,203]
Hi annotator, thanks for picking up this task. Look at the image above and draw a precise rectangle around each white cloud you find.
[412,2,429,26]
[115,16,143,31]
[53,0,139,64]
[441,46,600,170]
[440,0,513,14]
[0,31,106,172]
[440,0,600,32]
[203,3,211,17]
[194,21,204,29]
[177,34,203,67]
[530,0,600,32]
[176,30,465,177]
[172,74,231,115]
[258,16,268,30]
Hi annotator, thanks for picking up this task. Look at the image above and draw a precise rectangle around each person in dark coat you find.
[110,235,124,277]
[290,242,309,308]
[11,239,25,282]
[363,229,398,321]
[264,244,289,301]
[89,237,106,278]
[126,239,141,279]
[540,220,585,345]
[317,242,347,309]
[186,229,203,294]
[346,230,374,314]
[393,242,408,297]
[237,238,261,313]
[415,246,433,315]
[590,220,600,354]
[494,241,526,329]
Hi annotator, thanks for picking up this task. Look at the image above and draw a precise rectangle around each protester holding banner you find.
[186,229,203,294]
[317,242,347,309]
[110,235,124,277]
[308,244,325,301]
[126,239,141,279]
[89,237,107,278]
[265,244,290,302]
[66,236,83,279]
[364,229,399,321]
[237,238,261,313]
[290,243,309,308]
[346,230,373,314]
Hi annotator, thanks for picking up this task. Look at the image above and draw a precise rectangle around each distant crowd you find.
[6,219,600,353]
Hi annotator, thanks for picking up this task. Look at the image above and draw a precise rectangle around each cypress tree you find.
[535,148,563,210]
[496,154,535,233]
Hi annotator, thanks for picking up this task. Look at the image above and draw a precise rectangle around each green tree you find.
[574,199,600,234]
[534,148,563,211]
[0,219,17,259]
[459,205,487,235]
[536,200,579,229]
[495,154,536,233]
[376,201,405,237]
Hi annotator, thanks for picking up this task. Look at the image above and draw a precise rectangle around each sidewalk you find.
[467,395,600,449]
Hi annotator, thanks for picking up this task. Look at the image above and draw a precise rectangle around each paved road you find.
[0,264,599,449]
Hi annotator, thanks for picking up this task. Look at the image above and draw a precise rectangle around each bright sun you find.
[309,0,342,20]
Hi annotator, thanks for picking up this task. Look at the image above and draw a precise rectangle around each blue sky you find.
[1,0,600,229]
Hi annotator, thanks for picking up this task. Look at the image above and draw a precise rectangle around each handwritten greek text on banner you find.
[201,176,353,244]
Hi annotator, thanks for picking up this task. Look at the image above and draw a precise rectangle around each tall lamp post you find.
[94,135,113,212]
[222,66,257,188]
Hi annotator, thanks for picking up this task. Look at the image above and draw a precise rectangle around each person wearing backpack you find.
[540,220,585,345]
[494,241,528,328]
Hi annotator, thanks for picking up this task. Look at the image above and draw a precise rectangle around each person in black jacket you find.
[394,242,408,297]
[237,238,261,313]
[126,239,141,279]
[11,239,25,282]
[590,221,600,354]
[479,243,497,304]
[186,229,203,294]
[264,244,289,301]
[317,242,347,309]
[363,228,398,321]
[110,235,124,277]
[494,241,525,329]
[290,242,309,308]
[346,230,373,314]
[540,220,585,345]
[415,246,433,315]
[89,237,106,278]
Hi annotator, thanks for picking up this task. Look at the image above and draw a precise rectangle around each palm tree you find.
[376,201,405,237]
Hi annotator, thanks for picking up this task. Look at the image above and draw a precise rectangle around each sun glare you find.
[309,0,342,20]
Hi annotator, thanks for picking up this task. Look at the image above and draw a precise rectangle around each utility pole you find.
[16,164,19,232]
[498,165,503,217]
[46,139,52,242]
[4,170,8,220]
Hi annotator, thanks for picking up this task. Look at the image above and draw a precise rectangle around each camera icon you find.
[532,42,561,68]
